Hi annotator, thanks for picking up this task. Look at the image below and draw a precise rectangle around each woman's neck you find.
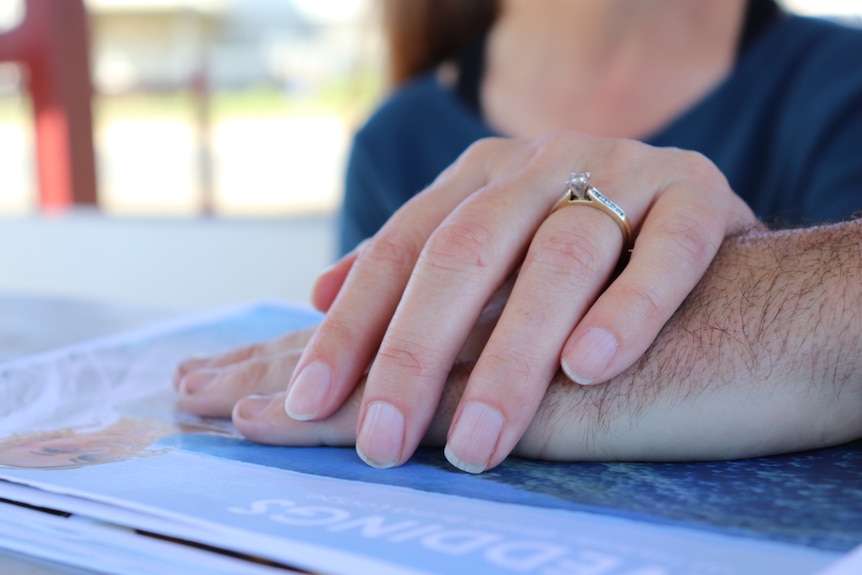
[481,0,748,139]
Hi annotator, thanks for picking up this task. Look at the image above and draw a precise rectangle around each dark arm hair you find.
[381,0,499,86]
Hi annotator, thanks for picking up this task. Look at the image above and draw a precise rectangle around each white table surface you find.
[0,291,170,575]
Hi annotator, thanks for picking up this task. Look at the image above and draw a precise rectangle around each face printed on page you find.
[0,417,231,469]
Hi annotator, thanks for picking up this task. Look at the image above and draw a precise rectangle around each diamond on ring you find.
[551,171,633,252]
[566,172,591,200]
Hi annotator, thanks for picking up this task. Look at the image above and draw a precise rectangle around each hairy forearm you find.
[684,220,861,394]
[520,219,862,461]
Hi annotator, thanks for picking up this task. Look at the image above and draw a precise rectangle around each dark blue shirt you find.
[340,14,862,255]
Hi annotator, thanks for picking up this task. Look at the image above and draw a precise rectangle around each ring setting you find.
[551,172,633,249]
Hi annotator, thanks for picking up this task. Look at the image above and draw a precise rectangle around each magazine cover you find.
[0,301,859,575]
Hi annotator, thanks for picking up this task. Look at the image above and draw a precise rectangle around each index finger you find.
[281,139,510,424]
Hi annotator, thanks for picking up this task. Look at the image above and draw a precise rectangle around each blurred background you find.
[0,0,859,312]
[0,0,381,310]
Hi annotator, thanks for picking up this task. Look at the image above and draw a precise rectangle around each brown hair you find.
[381,0,500,86]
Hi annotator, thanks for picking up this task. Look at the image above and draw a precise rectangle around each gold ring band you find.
[551,172,633,249]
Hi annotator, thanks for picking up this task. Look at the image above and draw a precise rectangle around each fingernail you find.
[444,401,504,474]
[356,401,404,469]
[234,395,274,420]
[181,370,218,395]
[285,361,331,420]
[562,327,618,385]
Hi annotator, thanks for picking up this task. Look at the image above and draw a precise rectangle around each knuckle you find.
[479,349,540,403]
[614,282,666,328]
[485,347,536,382]
[604,137,649,168]
[360,229,421,272]
[679,149,723,180]
[526,229,608,287]
[376,333,441,381]
[541,130,591,150]
[531,131,568,154]
[674,150,732,198]
[527,132,588,167]
[654,214,717,268]
[316,314,364,350]
[422,219,498,274]
[460,136,506,164]
[436,136,509,188]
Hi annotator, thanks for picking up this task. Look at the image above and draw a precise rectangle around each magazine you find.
[0,301,859,575]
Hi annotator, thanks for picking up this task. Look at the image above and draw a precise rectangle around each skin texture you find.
[269,134,756,474]
[175,218,862,464]
[174,0,861,472]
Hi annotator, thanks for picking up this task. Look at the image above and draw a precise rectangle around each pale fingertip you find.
[444,401,503,474]
[356,401,405,469]
[562,327,618,386]
[285,361,332,421]
[444,445,487,475]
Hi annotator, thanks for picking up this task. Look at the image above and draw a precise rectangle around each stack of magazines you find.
[0,302,859,575]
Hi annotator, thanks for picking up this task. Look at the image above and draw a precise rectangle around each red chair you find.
[0,0,97,210]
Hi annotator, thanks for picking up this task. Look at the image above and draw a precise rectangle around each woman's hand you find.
[180,132,758,473]
[173,326,317,417]
[175,281,509,419]
[175,220,862,462]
